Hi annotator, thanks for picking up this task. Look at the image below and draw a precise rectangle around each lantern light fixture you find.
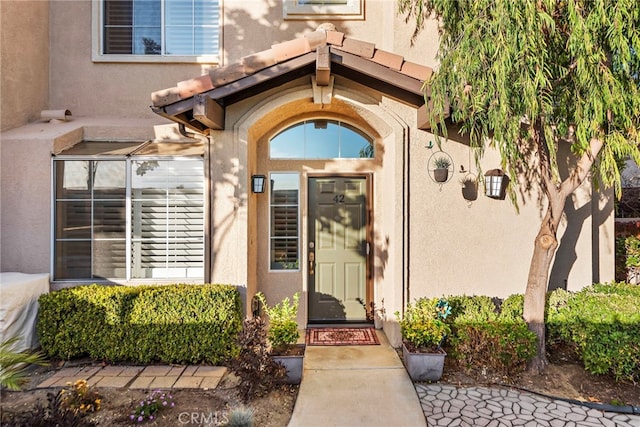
[251,174,266,193]
[484,169,509,199]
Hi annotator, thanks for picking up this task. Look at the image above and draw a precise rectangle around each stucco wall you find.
[46,0,440,121]
[0,1,49,131]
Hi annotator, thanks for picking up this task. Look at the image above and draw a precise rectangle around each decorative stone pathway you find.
[417,384,640,427]
[35,365,226,390]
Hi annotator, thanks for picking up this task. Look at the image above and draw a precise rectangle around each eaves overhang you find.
[150,26,442,135]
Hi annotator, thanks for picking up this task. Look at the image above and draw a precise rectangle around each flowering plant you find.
[396,298,451,352]
[60,379,102,414]
[129,390,175,423]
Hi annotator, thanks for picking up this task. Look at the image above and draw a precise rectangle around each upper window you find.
[95,0,220,63]
[283,0,364,20]
[270,120,374,160]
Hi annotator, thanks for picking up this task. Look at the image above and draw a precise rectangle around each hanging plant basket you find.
[428,152,454,184]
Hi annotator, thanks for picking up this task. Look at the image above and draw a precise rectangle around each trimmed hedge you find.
[546,282,640,382]
[37,284,243,364]
[413,295,536,375]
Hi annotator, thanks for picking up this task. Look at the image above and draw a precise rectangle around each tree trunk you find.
[523,207,561,373]
[523,137,603,374]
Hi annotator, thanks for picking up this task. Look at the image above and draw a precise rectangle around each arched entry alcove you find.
[236,84,411,326]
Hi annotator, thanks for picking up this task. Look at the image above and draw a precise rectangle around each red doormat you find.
[306,328,380,346]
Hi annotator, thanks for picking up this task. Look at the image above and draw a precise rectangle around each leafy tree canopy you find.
[401,0,640,199]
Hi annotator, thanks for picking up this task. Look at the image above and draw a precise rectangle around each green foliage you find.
[399,0,640,199]
[498,294,524,322]
[256,292,300,350]
[434,155,451,169]
[227,318,286,402]
[451,321,537,376]
[37,284,242,364]
[546,283,640,382]
[441,294,536,374]
[446,295,498,324]
[396,298,451,351]
[0,337,48,391]
[129,390,175,423]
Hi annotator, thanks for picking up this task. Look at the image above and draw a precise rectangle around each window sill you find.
[92,53,220,65]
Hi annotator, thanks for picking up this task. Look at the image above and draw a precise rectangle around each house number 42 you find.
[333,194,345,203]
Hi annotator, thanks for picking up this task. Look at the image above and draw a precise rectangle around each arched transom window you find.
[269,120,374,159]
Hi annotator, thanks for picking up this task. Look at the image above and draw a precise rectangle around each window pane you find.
[94,200,126,238]
[56,201,91,239]
[165,26,193,55]
[270,123,305,159]
[194,26,219,55]
[93,239,126,278]
[194,0,219,25]
[270,173,299,270]
[165,0,193,25]
[131,159,204,279]
[55,241,91,279]
[305,120,339,159]
[94,161,126,195]
[55,161,90,199]
[104,27,133,54]
[133,0,160,26]
[269,120,373,159]
[134,28,162,55]
[104,0,132,25]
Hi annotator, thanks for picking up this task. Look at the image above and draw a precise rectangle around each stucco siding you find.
[0,1,49,131]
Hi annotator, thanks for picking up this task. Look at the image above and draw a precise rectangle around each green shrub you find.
[396,298,451,351]
[451,321,536,375]
[37,284,242,364]
[255,292,300,351]
[439,294,536,374]
[446,295,498,324]
[546,282,640,382]
[498,294,524,322]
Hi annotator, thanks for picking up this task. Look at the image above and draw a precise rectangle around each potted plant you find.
[460,174,478,201]
[395,298,451,381]
[433,156,451,182]
[255,292,305,384]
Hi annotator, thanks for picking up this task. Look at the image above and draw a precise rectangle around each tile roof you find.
[150,25,433,109]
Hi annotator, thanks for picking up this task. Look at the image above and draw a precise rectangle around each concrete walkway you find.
[288,330,427,427]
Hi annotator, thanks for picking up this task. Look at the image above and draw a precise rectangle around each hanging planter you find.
[429,152,454,184]
[460,174,478,201]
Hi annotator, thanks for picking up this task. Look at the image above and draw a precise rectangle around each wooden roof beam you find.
[316,45,331,86]
[194,94,224,130]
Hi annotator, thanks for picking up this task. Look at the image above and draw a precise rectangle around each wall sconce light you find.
[252,175,266,193]
[484,169,509,199]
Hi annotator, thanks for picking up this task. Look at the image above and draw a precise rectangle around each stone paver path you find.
[36,365,226,390]
[417,384,640,427]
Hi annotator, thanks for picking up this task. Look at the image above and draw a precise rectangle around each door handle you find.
[309,251,315,276]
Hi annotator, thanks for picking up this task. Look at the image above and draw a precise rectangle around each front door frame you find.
[306,172,374,324]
